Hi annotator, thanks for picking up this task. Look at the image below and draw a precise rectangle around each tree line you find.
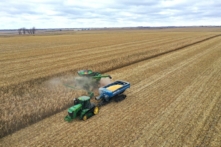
[18,27,36,35]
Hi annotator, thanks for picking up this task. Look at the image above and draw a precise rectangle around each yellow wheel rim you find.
[94,107,99,115]
[83,115,87,121]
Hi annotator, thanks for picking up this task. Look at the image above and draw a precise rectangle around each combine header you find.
[77,69,112,80]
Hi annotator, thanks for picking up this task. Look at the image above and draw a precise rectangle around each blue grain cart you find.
[95,80,130,105]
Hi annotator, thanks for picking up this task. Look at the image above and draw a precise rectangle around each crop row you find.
[0,32,220,139]
[1,34,220,146]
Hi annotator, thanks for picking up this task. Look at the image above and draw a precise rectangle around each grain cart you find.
[95,80,130,105]
[64,92,99,122]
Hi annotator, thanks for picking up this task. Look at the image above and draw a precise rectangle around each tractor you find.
[64,92,99,122]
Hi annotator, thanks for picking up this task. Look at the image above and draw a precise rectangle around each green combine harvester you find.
[64,92,99,122]
[75,70,112,91]
[64,70,112,91]
[77,69,112,80]
[64,70,112,92]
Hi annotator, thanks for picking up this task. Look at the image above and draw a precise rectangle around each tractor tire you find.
[93,106,99,115]
[83,115,87,121]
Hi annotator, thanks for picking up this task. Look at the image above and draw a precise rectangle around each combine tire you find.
[93,106,99,115]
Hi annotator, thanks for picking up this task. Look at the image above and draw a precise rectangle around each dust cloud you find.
[99,77,112,87]
[45,75,112,92]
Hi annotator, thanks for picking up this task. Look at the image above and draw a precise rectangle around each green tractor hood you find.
[64,104,82,122]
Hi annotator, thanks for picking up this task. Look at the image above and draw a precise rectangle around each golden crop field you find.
[0,28,221,147]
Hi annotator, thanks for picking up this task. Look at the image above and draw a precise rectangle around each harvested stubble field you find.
[0,29,221,147]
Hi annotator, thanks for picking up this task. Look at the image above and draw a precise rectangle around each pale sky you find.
[0,0,221,29]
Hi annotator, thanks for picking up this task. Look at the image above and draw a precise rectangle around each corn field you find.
[0,29,221,147]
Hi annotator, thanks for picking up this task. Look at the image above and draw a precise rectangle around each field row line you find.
[0,36,184,64]
[103,34,221,74]
[133,42,221,146]
[0,34,171,60]
[0,36,196,86]
[0,33,220,140]
[1,33,220,145]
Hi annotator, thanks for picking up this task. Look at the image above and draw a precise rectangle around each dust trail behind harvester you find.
[71,76,112,91]
[99,77,112,87]
[72,76,97,91]
[46,74,112,92]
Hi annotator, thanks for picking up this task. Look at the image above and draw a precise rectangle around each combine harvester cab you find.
[95,80,130,105]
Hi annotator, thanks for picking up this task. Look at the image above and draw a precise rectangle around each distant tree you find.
[18,28,22,35]
[32,27,35,34]
[26,29,30,34]
[18,27,36,35]
[22,28,26,34]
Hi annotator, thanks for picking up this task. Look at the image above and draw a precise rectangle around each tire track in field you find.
[128,36,221,95]
[131,40,221,147]
[152,62,221,147]
[195,88,221,146]
[111,35,221,146]
[171,66,221,147]
[158,73,220,147]
[207,113,221,147]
